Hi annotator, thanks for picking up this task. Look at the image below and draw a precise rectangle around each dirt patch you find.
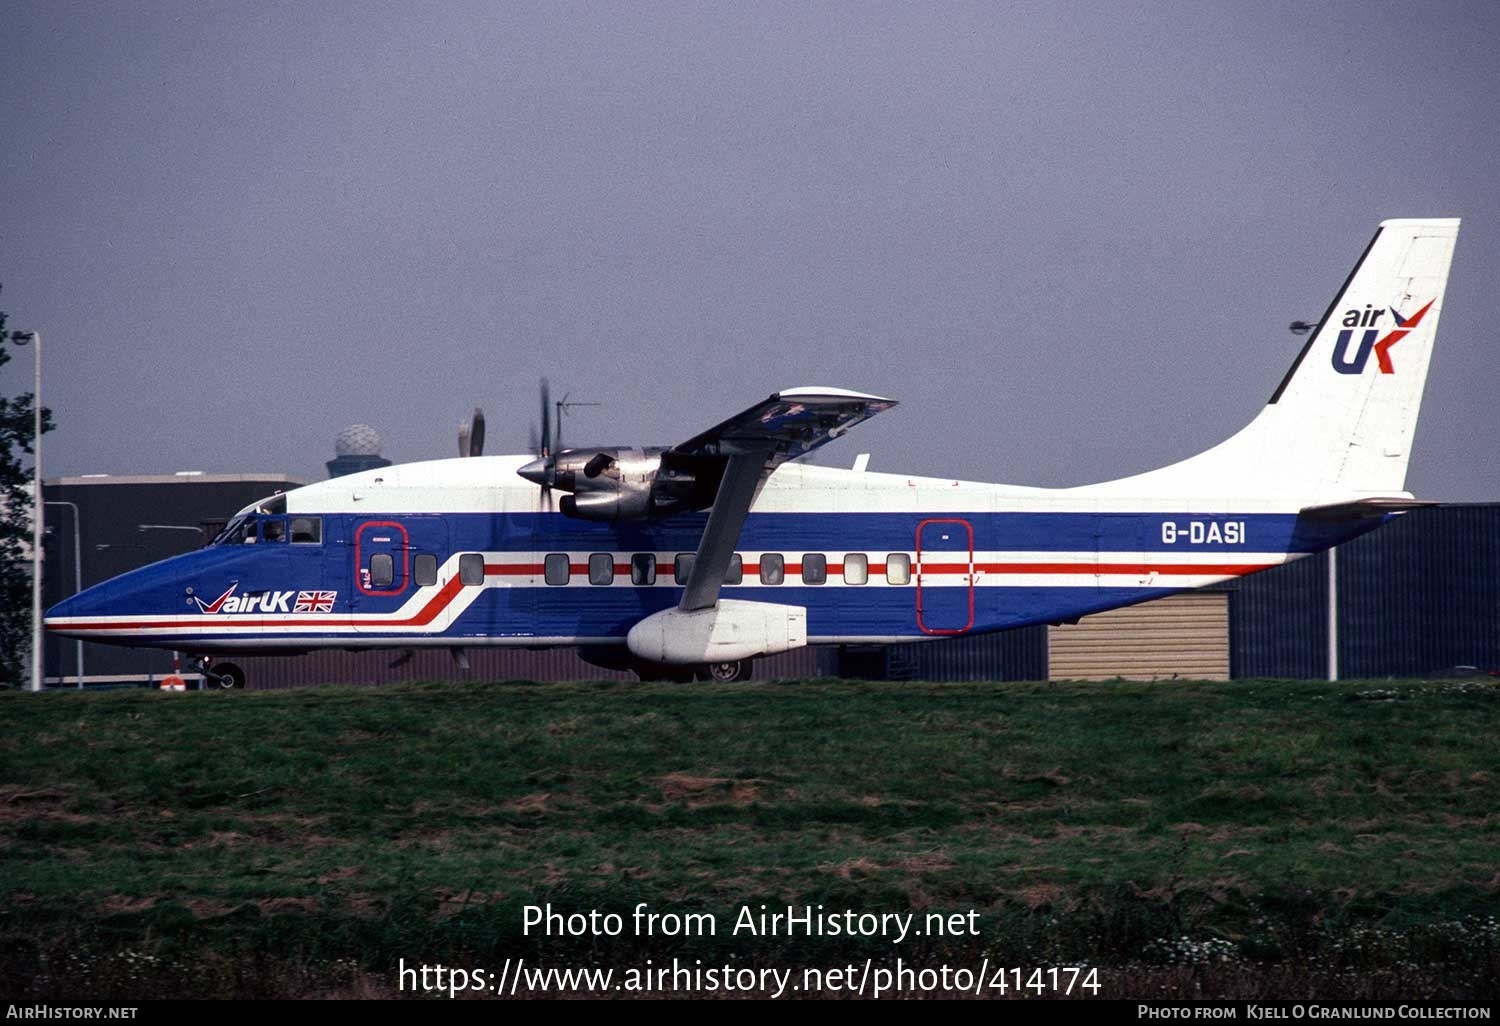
[0,787,69,805]
[655,774,762,805]
[898,851,955,873]
[1017,883,1070,909]
[434,887,501,915]
[507,793,551,813]
[100,895,157,914]
[257,897,319,914]
[657,774,729,799]
[316,866,361,884]
[0,787,92,826]
[829,857,883,880]
[185,899,238,919]
[198,831,251,849]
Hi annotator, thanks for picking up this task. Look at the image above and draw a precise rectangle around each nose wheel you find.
[194,658,246,690]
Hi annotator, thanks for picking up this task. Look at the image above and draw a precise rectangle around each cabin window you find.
[843,553,869,585]
[802,553,827,585]
[631,553,656,585]
[545,553,571,586]
[588,553,614,585]
[726,554,743,585]
[290,517,321,544]
[369,553,394,588]
[674,554,695,585]
[414,553,438,587]
[759,553,784,585]
[886,553,911,586]
[459,553,485,585]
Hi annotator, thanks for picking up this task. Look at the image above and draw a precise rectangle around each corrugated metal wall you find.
[1339,505,1500,676]
[815,628,1048,682]
[1048,592,1229,681]
[1229,552,1329,679]
[234,646,819,689]
[889,626,1049,682]
[1230,505,1500,678]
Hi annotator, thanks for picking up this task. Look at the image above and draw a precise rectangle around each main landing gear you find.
[194,657,245,690]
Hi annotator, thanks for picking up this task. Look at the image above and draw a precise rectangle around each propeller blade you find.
[539,377,552,459]
[468,407,485,457]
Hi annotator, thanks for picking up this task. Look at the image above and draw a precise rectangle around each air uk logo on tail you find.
[1331,299,1435,375]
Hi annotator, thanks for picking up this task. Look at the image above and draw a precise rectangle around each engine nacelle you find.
[559,488,651,521]
[520,446,726,522]
[551,447,658,521]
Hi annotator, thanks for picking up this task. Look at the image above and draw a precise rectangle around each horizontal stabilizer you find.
[1298,497,1437,521]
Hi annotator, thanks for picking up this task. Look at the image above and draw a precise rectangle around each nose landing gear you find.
[193,657,246,690]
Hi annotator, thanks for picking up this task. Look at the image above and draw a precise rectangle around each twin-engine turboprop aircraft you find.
[45,218,1460,687]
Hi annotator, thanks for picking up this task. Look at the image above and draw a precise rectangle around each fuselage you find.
[43,454,1377,656]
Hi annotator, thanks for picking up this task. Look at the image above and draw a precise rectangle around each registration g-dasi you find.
[1160,520,1247,545]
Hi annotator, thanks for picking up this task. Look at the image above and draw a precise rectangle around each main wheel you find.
[210,662,246,689]
[699,660,751,683]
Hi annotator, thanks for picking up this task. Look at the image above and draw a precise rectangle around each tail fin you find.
[1082,218,1460,500]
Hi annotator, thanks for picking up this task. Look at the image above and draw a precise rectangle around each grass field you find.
[2,677,1498,999]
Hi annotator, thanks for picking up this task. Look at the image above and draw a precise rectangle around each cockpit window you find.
[212,491,305,546]
[213,516,249,545]
[261,518,286,543]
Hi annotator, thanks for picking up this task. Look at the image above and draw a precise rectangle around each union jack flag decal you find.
[294,590,337,613]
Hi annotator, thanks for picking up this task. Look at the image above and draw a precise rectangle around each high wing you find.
[671,387,896,611]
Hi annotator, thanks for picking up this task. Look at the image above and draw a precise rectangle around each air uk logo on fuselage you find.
[1330,299,1434,375]
[193,584,337,615]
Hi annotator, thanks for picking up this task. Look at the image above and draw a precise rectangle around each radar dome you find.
[335,424,382,457]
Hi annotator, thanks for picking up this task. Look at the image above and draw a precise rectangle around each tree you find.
[0,291,56,687]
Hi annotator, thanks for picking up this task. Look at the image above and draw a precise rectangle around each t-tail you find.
[1078,218,1460,504]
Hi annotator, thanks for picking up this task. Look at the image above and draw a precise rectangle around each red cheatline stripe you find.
[51,573,469,633]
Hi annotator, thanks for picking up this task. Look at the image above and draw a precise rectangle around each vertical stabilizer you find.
[1080,218,1459,500]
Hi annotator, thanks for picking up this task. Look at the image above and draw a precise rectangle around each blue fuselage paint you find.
[44,508,1382,655]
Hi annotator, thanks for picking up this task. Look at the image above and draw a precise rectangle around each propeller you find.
[457,407,486,458]
[518,378,557,491]
[539,377,553,460]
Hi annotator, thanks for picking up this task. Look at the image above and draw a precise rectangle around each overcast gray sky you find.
[4,1,1498,499]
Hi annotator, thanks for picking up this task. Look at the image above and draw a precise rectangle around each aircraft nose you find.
[44,590,90,638]
[44,569,156,640]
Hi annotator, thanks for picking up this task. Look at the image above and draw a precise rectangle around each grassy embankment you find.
[1,677,1497,998]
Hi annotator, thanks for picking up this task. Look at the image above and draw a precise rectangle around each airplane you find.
[44,218,1460,689]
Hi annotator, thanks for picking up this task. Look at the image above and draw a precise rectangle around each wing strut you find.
[679,453,763,611]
